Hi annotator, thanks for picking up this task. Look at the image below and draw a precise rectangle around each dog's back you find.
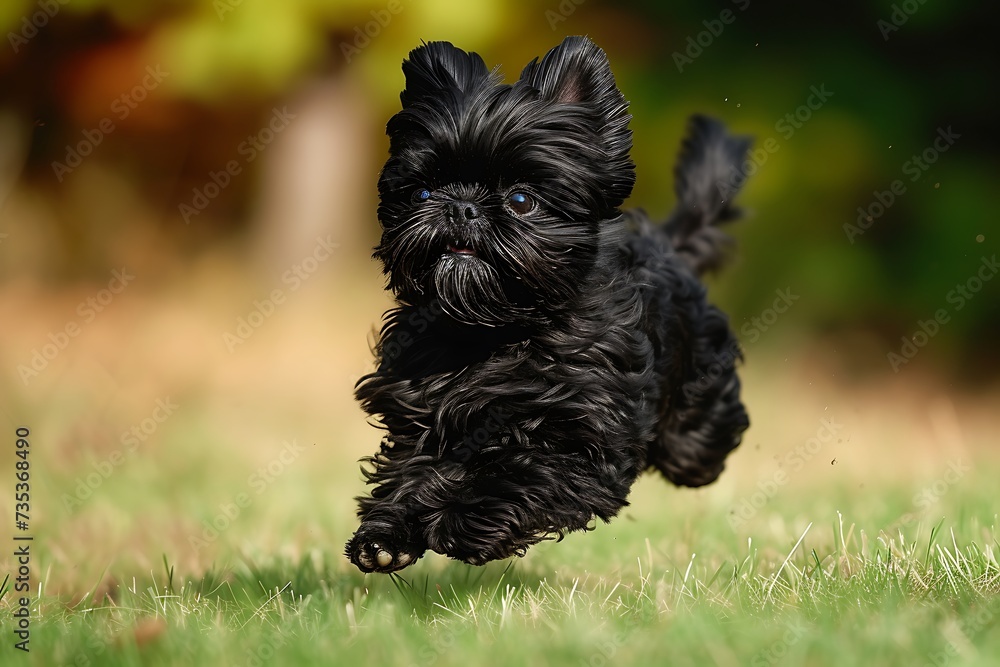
[623,115,752,487]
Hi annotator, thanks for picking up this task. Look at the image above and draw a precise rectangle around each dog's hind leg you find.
[647,304,748,487]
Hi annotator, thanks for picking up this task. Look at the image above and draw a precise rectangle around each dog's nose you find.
[447,200,480,222]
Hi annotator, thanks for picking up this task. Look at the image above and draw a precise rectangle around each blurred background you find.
[0,0,996,588]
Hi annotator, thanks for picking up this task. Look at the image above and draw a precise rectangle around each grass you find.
[2,262,999,665]
[3,477,999,666]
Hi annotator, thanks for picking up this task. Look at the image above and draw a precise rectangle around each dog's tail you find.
[663,115,752,276]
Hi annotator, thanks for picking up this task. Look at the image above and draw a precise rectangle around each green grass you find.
[3,490,999,666]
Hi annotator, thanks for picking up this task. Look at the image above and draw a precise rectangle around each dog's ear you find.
[518,36,635,210]
[400,41,492,107]
[518,36,628,117]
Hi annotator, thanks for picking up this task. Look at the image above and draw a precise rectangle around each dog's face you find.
[374,36,635,326]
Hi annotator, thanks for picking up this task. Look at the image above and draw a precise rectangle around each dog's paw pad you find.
[348,537,420,573]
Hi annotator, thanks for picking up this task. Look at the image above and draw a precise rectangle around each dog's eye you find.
[507,191,534,215]
[412,188,431,203]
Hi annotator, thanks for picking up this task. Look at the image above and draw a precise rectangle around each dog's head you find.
[373,36,635,326]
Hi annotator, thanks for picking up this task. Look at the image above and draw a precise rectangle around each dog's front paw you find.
[346,522,424,573]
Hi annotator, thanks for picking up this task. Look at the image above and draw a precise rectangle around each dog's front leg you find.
[345,443,435,573]
[346,439,474,573]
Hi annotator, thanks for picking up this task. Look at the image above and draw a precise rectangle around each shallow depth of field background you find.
[0,1,998,665]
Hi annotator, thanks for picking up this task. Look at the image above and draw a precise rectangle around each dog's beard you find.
[378,204,605,328]
[380,212,600,328]
[378,215,534,327]
[432,254,528,326]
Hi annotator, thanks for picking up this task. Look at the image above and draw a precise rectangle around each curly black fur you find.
[345,36,752,573]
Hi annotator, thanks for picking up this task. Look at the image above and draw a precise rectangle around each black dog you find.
[346,36,751,573]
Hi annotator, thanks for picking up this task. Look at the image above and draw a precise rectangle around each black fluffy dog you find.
[346,36,751,573]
